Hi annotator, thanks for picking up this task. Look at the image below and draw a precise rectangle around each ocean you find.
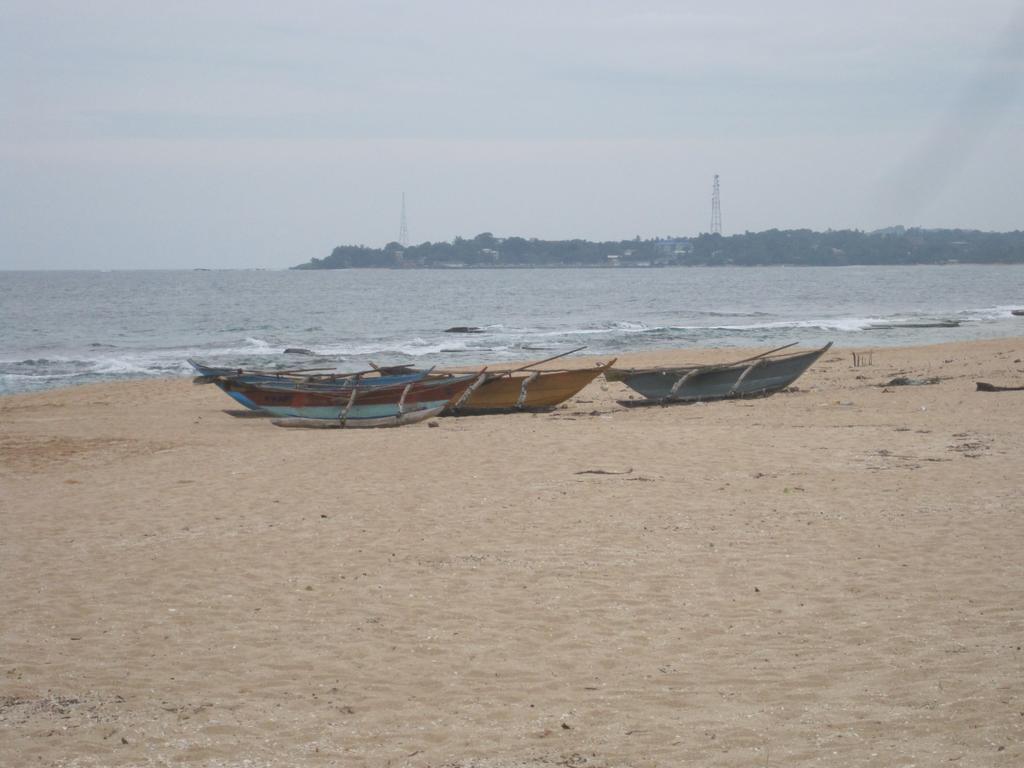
[1,265,1022,395]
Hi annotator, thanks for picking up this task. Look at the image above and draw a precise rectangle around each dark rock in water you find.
[283,347,315,355]
[1011,309,1024,317]
[444,326,484,333]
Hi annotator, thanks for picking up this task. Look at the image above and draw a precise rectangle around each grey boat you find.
[608,342,833,406]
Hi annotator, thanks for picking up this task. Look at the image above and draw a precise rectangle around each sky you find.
[1,1,1022,269]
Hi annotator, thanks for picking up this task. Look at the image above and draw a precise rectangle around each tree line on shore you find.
[293,228,1024,269]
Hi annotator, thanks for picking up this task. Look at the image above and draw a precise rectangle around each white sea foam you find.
[90,357,162,376]
[531,322,656,338]
[308,336,469,357]
[677,316,885,332]
[966,305,1024,320]
[243,337,275,352]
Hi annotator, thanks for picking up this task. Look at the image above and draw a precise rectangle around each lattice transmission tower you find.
[398,192,409,247]
[710,175,722,235]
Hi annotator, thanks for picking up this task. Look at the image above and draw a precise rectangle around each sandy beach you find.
[2,339,1023,768]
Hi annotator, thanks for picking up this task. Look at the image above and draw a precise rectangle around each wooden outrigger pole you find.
[496,345,588,375]
[448,369,491,411]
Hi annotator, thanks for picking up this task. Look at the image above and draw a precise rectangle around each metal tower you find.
[710,175,722,235]
[398,192,409,246]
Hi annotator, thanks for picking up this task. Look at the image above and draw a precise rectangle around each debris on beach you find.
[851,350,874,367]
[949,433,993,457]
[976,381,1024,392]
[881,376,942,387]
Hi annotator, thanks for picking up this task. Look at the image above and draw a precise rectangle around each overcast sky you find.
[2,1,1022,269]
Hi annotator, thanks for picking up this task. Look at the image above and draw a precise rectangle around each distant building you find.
[655,239,693,256]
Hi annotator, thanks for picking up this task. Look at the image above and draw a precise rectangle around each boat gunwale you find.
[219,370,479,397]
[431,360,616,378]
[606,343,832,377]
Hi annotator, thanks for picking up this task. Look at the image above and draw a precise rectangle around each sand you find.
[2,339,1023,768]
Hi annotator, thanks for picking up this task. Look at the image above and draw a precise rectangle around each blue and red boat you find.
[213,372,484,428]
[189,358,436,414]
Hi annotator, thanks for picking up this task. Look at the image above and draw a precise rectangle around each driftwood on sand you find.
[976,381,1024,392]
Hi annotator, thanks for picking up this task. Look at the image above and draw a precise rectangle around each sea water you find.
[1,265,1022,395]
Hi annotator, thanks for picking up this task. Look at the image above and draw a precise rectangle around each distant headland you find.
[292,227,1024,270]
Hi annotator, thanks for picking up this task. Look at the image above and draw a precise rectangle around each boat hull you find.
[447,361,615,414]
[611,344,831,405]
[216,374,478,421]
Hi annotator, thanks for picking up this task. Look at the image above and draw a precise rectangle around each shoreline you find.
[5,335,1024,400]
[3,337,1023,766]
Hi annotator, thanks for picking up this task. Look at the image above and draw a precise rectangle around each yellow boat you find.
[446,359,616,414]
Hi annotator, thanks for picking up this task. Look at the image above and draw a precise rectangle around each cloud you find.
[1,1,1022,267]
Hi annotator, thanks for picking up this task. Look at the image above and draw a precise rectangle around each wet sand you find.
[2,339,1023,767]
